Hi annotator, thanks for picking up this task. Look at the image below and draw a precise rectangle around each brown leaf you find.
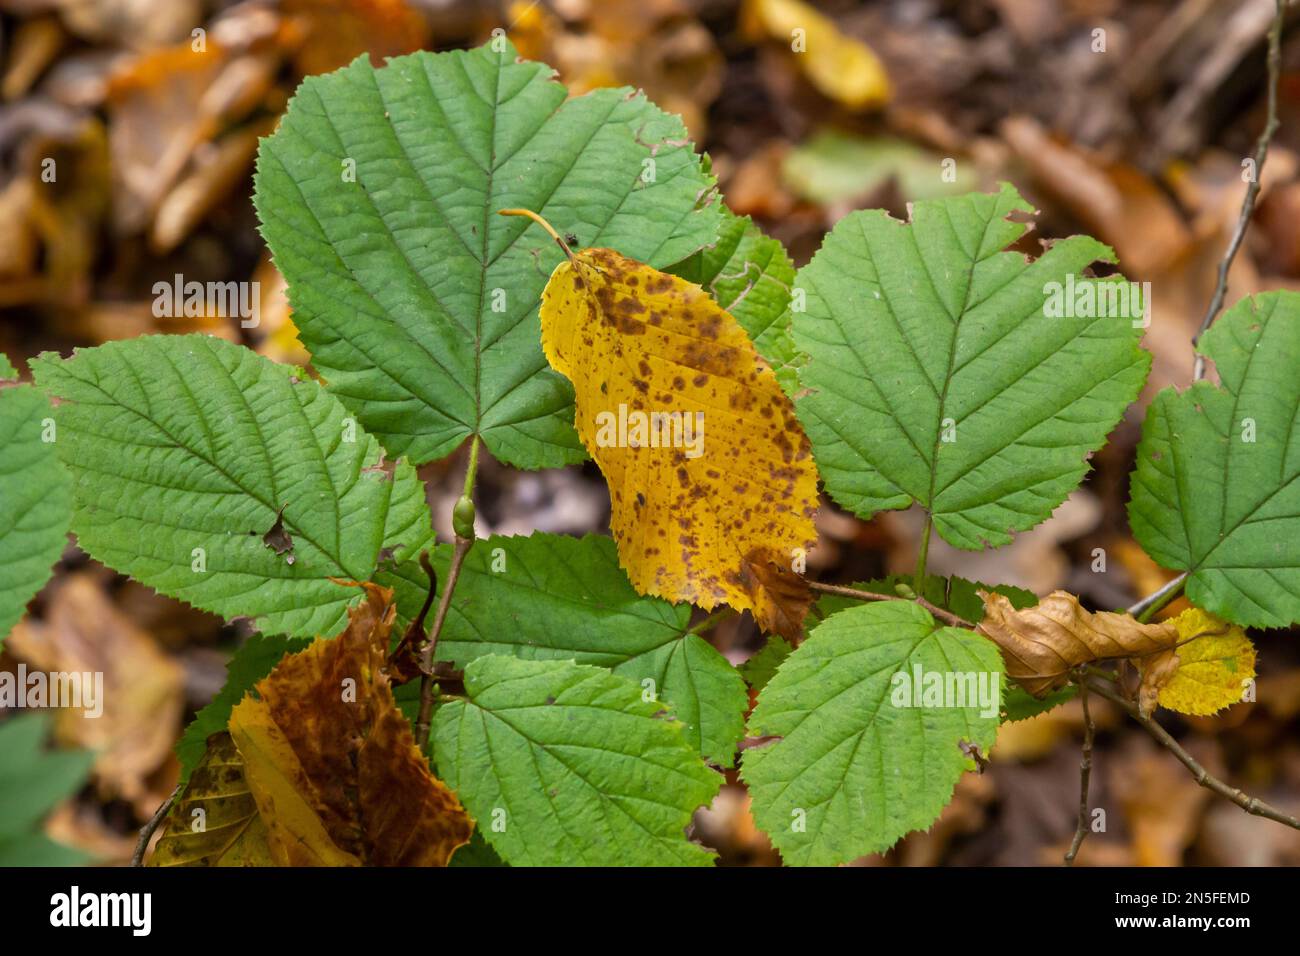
[976,589,1179,697]
[228,583,471,866]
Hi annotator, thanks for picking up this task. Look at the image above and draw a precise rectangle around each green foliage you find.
[32,335,433,638]
[427,533,747,766]
[432,655,721,866]
[1129,291,1300,627]
[742,600,1003,865]
[739,636,793,692]
[0,714,93,866]
[176,633,310,787]
[0,373,71,643]
[253,40,719,470]
[792,183,1150,549]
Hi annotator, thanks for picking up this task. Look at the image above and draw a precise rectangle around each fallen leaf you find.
[6,574,185,811]
[977,589,1179,697]
[741,0,890,110]
[1139,607,1256,717]
[150,732,274,867]
[536,240,819,637]
[228,583,471,866]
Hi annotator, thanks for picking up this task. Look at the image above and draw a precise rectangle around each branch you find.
[1084,677,1300,832]
[1191,0,1287,381]
[806,580,974,629]
[131,782,181,867]
[1125,571,1187,622]
[1064,680,1095,865]
[413,436,481,754]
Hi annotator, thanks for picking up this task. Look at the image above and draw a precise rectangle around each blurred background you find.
[2,0,1300,866]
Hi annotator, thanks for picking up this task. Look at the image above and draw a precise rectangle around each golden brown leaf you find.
[228,583,472,866]
[976,589,1179,697]
[537,244,819,637]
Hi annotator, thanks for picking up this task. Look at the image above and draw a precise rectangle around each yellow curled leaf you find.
[538,245,819,638]
[1154,608,1256,716]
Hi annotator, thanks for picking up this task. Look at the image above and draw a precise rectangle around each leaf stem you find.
[413,437,481,754]
[498,207,578,267]
[1126,571,1186,623]
[1083,677,1300,833]
[1190,0,1286,381]
[807,579,974,630]
[686,608,736,636]
[913,513,933,594]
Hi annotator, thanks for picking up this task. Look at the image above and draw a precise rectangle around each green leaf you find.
[1001,682,1077,723]
[783,130,979,206]
[0,714,92,865]
[253,40,720,470]
[449,829,507,868]
[0,352,17,379]
[742,600,1003,865]
[425,533,746,767]
[740,636,793,692]
[0,380,71,643]
[668,207,801,392]
[1129,291,1300,627]
[433,655,721,866]
[792,183,1150,549]
[176,633,310,787]
[32,335,433,638]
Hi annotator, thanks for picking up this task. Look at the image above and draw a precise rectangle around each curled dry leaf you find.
[976,589,1178,697]
[228,583,472,866]
[538,244,819,638]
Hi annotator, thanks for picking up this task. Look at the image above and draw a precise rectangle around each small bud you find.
[452,495,476,539]
[894,582,917,600]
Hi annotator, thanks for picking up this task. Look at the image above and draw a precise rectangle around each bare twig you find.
[1084,677,1300,831]
[131,782,181,867]
[1191,0,1287,381]
[1064,680,1095,865]
[1125,571,1187,622]
[806,580,974,629]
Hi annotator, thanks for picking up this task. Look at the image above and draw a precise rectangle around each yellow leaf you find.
[1148,608,1256,717]
[742,0,891,109]
[977,589,1179,697]
[529,220,819,637]
[149,732,275,867]
[228,583,472,866]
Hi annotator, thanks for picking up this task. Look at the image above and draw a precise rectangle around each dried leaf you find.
[227,583,471,866]
[1140,608,1257,717]
[150,732,274,867]
[977,589,1179,697]
[538,245,819,637]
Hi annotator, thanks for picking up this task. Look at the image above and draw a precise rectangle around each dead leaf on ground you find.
[537,242,819,638]
[228,583,471,866]
[6,574,185,812]
[977,589,1179,697]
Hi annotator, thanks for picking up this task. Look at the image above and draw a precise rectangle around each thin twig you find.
[1125,571,1187,622]
[1191,0,1287,381]
[1084,677,1300,831]
[1064,681,1095,865]
[806,580,974,629]
[413,437,481,753]
[131,783,181,867]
